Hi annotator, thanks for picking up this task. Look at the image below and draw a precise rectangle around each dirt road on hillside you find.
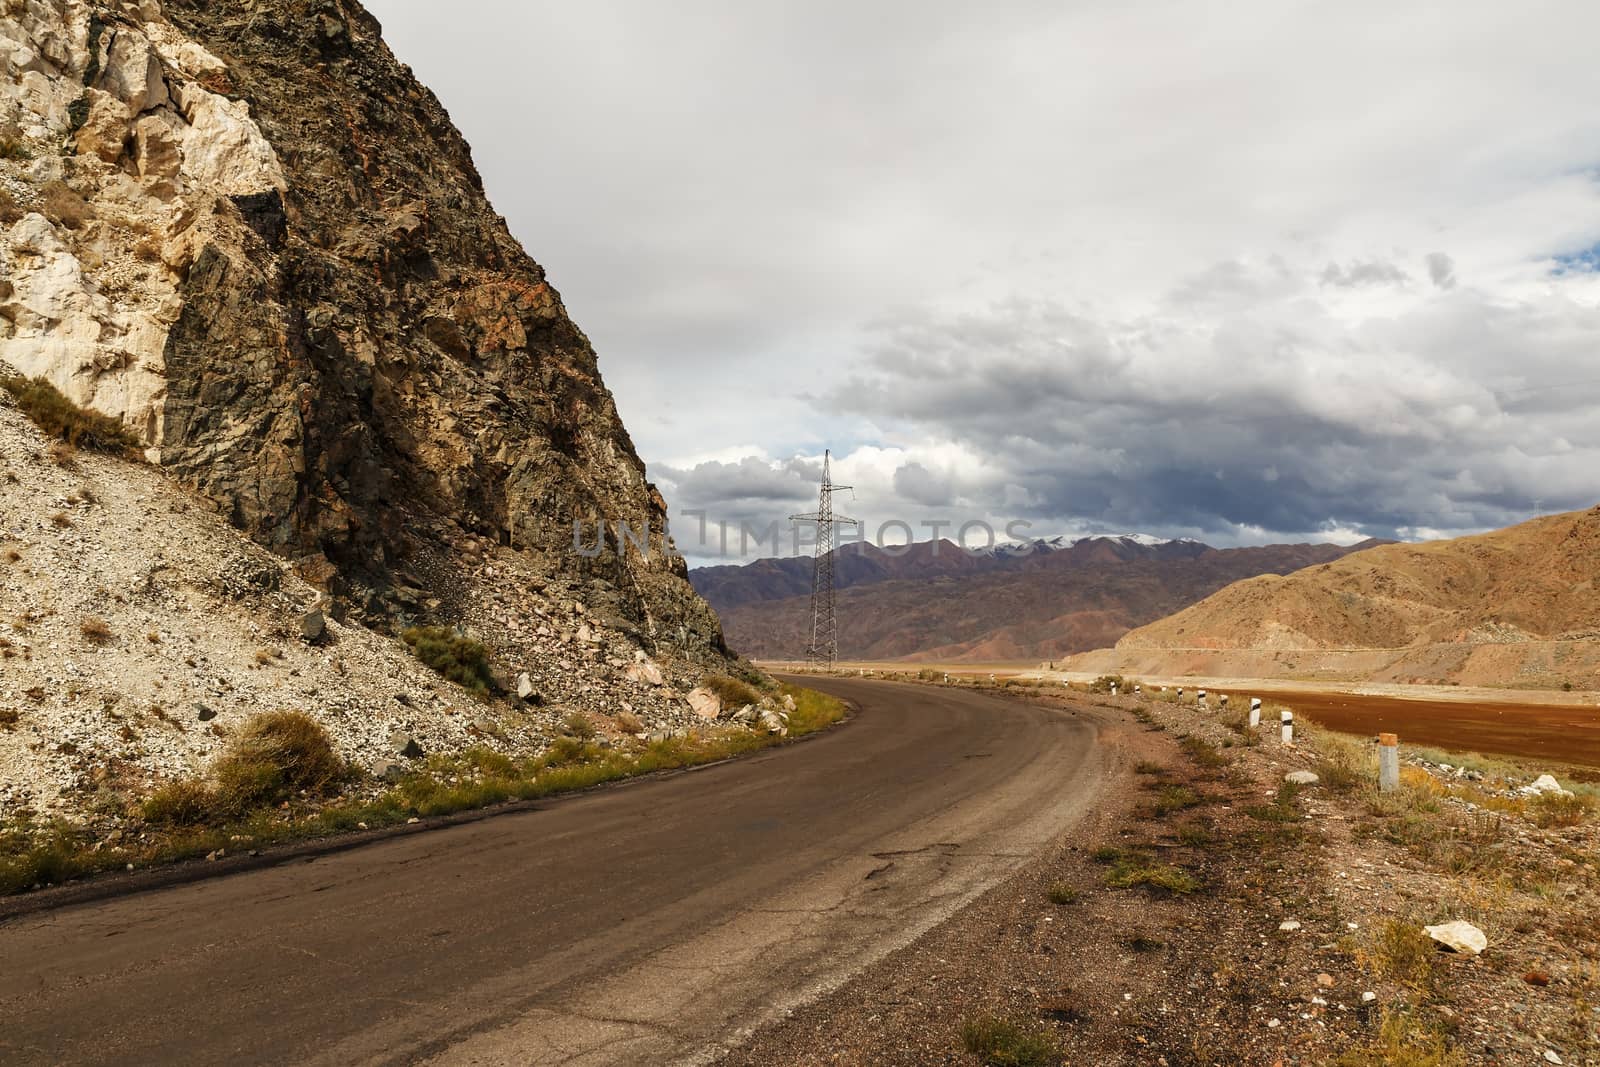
[0,678,1121,1066]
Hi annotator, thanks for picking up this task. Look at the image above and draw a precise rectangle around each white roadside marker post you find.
[1219,694,1229,710]
[1249,697,1262,728]
[1280,709,1294,746]
[1134,684,1141,696]
[1110,682,1118,696]
[1177,687,1184,700]
[1379,732,1400,792]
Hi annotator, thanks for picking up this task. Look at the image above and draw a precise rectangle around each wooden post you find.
[1280,709,1294,745]
[1379,732,1400,792]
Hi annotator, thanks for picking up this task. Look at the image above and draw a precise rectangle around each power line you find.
[790,450,858,669]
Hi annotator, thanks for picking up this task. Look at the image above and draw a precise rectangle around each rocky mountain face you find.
[1068,506,1600,689]
[693,536,1378,662]
[1,0,722,657]
[0,1,749,816]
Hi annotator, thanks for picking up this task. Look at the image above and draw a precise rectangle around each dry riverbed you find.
[732,677,1600,1066]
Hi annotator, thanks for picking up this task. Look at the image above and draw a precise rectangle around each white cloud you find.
[367,0,1600,558]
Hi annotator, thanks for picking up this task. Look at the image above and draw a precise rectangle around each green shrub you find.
[402,625,494,695]
[1089,674,1127,693]
[140,779,213,826]
[1104,852,1202,895]
[1046,881,1079,905]
[1,375,141,454]
[562,711,596,739]
[959,1014,1062,1067]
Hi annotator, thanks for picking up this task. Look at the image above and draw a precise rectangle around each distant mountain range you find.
[1068,506,1600,689]
[690,534,1383,662]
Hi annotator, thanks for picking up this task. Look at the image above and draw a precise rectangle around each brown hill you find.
[695,537,1377,662]
[1068,506,1600,689]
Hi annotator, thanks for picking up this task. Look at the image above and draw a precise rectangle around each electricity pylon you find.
[790,449,857,669]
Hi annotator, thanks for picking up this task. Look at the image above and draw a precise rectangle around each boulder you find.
[782,693,796,712]
[299,608,325,642]
[98,29,169,113]
[1524,774,1572,797]
[685,686,721,722]
[626,659,664,686]
[388,731,423,759]
[194,703,216,721]
[1423,920,1487,955]
[1285,770,1319,785]
[372,759,406,782]
[73,87,131,163]
[515,672,541,703]
[732,704,759,724]
[132,112,183,179]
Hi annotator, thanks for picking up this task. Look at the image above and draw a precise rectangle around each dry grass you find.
[143,711,346,826]
[38,180,94,229]
[79,616,113,644]
[699,673,763,709]
[2,375,141,454]
[614,710,643,734]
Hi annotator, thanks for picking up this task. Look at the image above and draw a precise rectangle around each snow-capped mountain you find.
[979,533,1204,558]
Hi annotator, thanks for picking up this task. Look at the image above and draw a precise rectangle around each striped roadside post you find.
[1379,732,1400,792]
[1280,709,1294,745]
[1219,693,1229,710]
[1248,697,1262,728]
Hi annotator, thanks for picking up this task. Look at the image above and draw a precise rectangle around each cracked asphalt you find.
[0,677,1115,1065]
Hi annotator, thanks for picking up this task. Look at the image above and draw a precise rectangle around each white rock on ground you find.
[1423,920,1487,955]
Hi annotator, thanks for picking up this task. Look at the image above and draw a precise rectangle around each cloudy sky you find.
[369,0,1600,565]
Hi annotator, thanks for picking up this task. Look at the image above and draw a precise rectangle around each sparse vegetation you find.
[1,375,142,454]
[79,615,113,644]
[1334,1009,1461,1067]
[38,179,94,230]
[5,686,847,896]
[1089,674,1127,693]
[562,710,596,739]
[699,672,764,709]
[400,625,494,695]
[1150,783,1203,816]
[1045,881,1079,905]
[143,711,346,826]
[1104,856,1202,895]
[959,1013,1062,1067]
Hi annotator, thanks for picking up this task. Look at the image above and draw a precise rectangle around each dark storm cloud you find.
[826,266,1600,540]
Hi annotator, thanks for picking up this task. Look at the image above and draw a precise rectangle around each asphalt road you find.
[0,677,1115,1066]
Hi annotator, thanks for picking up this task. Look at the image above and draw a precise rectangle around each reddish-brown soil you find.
[1226,688,1600,773]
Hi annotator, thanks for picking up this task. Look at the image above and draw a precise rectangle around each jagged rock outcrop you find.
[1,0,723,660]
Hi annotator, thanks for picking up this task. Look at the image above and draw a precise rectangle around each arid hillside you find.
[696,536,1378,662]
[1069,506,1600,689]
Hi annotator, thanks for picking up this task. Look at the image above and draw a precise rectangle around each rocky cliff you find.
[1,0,721,658]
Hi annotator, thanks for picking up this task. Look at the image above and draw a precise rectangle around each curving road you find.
[0,677,1117,1066]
